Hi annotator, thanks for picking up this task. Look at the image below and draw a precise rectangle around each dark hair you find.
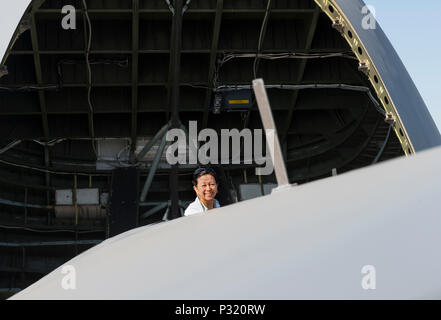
[192,167,217,186]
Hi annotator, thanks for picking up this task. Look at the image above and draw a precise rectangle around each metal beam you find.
[139,133,168,202]
[130,0,140,158]
[287,112,381,181]
[30,13,50,140]
[253,79,289,187]
[0,197,53,209]
[0,140,22,154]
[141,202,169,219]
[0,176,55,191]
[10,48,345,55]
[35,8,315,14]
[202,0,224,129]
[0,288,21,294]
[0,266,47,275]
[44,146,51,225]
[168,0,185,219]
[286,106,369,163]
[242,0,272,130]
[253,0,272,78]
[280,7,321,144]
[136,122,171,162]
[164,6,175,122]
[170,2,183,127]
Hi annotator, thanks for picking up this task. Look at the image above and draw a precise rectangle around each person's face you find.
[193,174,218,202]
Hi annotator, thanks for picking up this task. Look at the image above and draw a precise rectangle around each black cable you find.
[56,58,129,90]
[0,85,58,93]
[254,0,272,79]
[82,0,97,160]
[215,83,386,116]
[0,224,104,234]
[0,158,110,176]
[0,58,128,94]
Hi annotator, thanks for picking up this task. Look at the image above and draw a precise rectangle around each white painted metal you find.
[10,146,441,299]
[55,188,99,205]
[76,188,99,205]
[55,189,73,206]
[263,183,277,195]
[252,79,290,187]
[239,183,277,200]
[238,184,262,200]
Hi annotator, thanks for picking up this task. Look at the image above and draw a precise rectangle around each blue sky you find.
[366,0,441,131]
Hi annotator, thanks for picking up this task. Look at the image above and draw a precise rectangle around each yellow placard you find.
[228,100,250,105]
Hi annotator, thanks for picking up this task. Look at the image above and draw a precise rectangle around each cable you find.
[372,125,393,164]
[254,0,272,79]
[215,83,386,116]
[213,51,357,91]
[0,224,104,234]
[56,58,128,91]
[181,83,210,89]
[116,144,142,168]
[221,52,357,64]
[0,146,156,174]
[32,139,65,147]
[0,137,155,173]
[0,158,110,176]
[0,85,58,92]
[59,58,129,68]
[82,0,98,160]
[1,57,128,93]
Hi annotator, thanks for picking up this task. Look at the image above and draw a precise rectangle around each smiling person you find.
[184,167,221,216]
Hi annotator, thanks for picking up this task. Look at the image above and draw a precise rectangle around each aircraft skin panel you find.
[315,0,441,153]
[10,145,441,299]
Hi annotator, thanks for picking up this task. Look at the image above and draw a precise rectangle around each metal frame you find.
[130,0,140,157]
[313,0,441,153]
[281,6,321,144]
[202,0,223,129]
[30,10,49,140]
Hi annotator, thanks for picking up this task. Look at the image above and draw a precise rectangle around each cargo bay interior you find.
[0,0,404,297]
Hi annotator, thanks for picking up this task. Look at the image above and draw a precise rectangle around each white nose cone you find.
[9,146,441,300]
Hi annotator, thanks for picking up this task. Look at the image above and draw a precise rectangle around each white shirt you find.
[184,197,221,216]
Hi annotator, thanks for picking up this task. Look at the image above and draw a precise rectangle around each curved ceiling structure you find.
[1,0,440,297]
